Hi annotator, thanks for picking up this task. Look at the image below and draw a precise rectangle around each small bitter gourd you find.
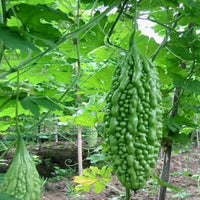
[104,44,162,190]
[0,136,42,200]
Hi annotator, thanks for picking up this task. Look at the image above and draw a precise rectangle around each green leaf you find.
[136,31,159,56]
[19,56,52,83]
[0,24,39,52]
[167,72,185,87]
[20,96,62,116]
[32,96,62,111]
[20,97,40,117]
[8,3,73,24]
[182,104,200,113]
[74,110,98,126]
[0,121,17,131]
[166,45,193,61]
[74,166,112,193]
[170,133,191,144]
[81,65,115,93]
[88,46,113,62]
[166,115,196,132]
[184,79,200,94]
[0,105,29,118]
[150,8,174,24]
[59,115,75,123]
[166,33,193,60]
[94,181,106,193]
[47,65,72,84]
[7,4,73,43]
[87,154,106,164]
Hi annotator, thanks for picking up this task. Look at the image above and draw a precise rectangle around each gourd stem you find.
[106,0,129,49]
[0,0,6,65]
[15,70,21,138]
[129,0,138,47]
[125,187,131,200]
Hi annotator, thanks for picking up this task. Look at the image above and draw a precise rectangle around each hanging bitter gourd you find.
[0,136,42,200]
[104,44,162,191]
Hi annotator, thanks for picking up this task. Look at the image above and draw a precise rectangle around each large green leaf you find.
[88,46,114,62]
[20,96,62,117]
[136,31,159,57]
[0,120,17,131]
[7,3,73,43]
[33,96,62,111]
[166,45,193,61]
[81,65,115,93]
[20,97,40,117]
[47,64,72,84]
[8,3,73,24]
[74,166,112,193]
[167,72,185,87]
[60,14,109,56]
[184,79,200,95]
[0,24,39,52]
[166,115,196,133]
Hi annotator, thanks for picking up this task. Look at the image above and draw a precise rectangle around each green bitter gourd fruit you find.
[0,136,42,200]
[104,44,162,191]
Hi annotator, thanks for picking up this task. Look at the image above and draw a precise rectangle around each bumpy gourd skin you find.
[104,45,162,190]
[1,136,42,200]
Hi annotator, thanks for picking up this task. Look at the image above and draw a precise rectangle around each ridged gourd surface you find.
[1,136,42,200]
[104,45,163,190]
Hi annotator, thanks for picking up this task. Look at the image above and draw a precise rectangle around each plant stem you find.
[15,70,21,138]
[0,0,7,65]
[126,187,131,200]
[129,0,138,47]
[0,140,16,160]
[105,183,124,195]
[107,0,129,49]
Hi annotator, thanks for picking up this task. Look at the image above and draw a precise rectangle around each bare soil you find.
[42,145,200,200]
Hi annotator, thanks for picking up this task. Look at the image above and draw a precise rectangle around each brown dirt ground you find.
[42,145,200,200]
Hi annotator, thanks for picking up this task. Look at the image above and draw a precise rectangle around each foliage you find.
[0,136,42,200]
[50,166,75,181]
[74,166,113,193]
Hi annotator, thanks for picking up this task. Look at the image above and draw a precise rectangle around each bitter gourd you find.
[104,44,162,190]
[0,136,42,200]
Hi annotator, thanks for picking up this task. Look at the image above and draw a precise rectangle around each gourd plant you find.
[0,135,42,200]
[104,1,163,199]
[0,71,42,200]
